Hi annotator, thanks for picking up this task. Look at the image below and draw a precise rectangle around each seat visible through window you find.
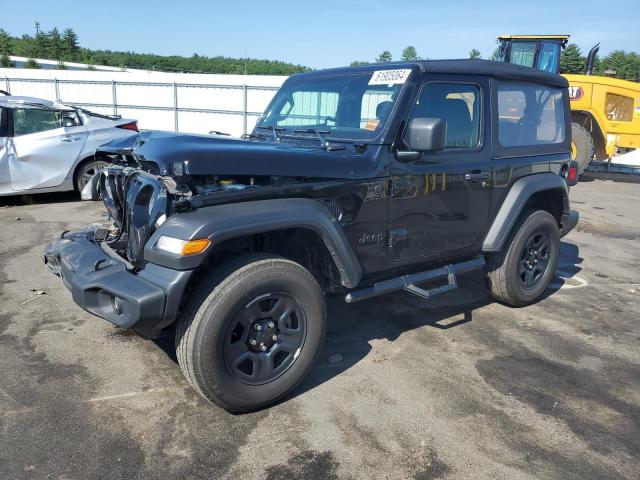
[409,83,480,149]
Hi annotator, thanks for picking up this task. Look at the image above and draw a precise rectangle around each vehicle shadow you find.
[295,240,583,401]
[580,171,640,184]
[151,241,583,407]
[0,191,81,206]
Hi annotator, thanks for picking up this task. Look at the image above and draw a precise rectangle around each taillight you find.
[563,160,579,186]
[117,121,139,132]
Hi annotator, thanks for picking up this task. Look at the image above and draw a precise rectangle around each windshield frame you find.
[255,66,418,144]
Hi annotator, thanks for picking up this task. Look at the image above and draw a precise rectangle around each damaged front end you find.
[96,166,172,268]
[43,166,192,337]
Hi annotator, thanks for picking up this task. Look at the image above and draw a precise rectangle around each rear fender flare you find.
[144,198,363,288]
[482,173,568,252]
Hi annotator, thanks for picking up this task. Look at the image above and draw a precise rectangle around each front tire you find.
[175,254,326,413]
[485,210,560,307]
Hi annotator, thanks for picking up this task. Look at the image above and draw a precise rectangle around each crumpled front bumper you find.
[43,228,193,338]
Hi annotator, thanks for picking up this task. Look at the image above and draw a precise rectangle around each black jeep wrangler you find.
[44,60,578,413]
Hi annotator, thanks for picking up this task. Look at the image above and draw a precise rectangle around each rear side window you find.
[497,83,565,147]
[13,108,62,136]
[409,83,481,149]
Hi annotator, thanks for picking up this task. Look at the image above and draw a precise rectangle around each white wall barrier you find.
[1,68,288,137]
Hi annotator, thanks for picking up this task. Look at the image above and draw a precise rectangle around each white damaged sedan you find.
[0,95,138,196]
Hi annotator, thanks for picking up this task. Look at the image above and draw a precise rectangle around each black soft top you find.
[292,59,568,88]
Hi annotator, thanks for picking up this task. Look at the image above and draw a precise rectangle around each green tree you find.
[57,60,67,70]
[602,50,640,80]
[350,60,370,66]
[376,50,392,63]
[469,49,481,59]
[0,29,12,56]
[61,28,80,62]
[25,58,40,69]
[33,31,48,58]
[0,54,14,67]
[48,27,63,60]
[489,47,502,61]
[401,46,418,61]
[559,44,585,73]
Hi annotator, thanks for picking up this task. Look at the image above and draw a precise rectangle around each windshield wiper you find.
[292,128,333,149]
[255,124,284,141]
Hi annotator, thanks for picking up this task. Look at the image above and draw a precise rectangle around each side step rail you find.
[344,257,485,304]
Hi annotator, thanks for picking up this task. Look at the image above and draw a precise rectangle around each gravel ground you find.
[0,176,638,480]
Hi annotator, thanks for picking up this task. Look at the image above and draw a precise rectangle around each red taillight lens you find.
[568,166,577,182]
[117,121,139,132]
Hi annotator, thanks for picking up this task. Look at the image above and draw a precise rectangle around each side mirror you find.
[400,118,447,160]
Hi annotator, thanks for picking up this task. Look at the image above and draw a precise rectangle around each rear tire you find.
[571,122,595,174]
[175,253,326,413]
[485,210,560,307]
[74,158,109,192]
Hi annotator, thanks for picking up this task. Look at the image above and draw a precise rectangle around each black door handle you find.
[464,171,491,182]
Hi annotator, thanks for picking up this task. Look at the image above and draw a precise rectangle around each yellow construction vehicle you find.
[497,35,640,173]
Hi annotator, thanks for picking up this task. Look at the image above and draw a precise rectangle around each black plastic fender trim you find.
[144,198,363,288]
[482,173,569,252]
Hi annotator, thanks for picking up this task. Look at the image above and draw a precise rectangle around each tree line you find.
[2,28,638,81]
[353,45,639,82]
[352,46,485,65]
[0,27,309,75]
[559,43,640,80]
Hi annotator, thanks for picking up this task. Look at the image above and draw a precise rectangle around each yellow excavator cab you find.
[497,35,570,74]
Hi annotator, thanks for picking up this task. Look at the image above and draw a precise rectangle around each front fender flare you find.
[144,198,363,288]
[482,173,568,252]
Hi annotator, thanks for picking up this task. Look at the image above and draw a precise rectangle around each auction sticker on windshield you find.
[369,69,412,86]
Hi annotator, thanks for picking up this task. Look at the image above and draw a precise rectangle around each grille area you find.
[99,167,168,267]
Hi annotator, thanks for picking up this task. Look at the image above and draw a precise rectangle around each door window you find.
[537,42,560,73]
[13,109,62,136]
[408,83,481,149]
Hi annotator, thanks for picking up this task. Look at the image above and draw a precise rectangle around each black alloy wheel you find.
[223,293,307,385]
[518,231,551,289]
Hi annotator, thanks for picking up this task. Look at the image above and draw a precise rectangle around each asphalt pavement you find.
[0,176,638,479]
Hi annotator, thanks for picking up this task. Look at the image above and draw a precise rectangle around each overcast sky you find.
[2,0,639,69]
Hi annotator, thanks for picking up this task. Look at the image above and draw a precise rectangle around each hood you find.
[98,131,379,180]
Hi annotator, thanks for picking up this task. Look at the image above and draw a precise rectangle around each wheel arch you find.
[144,198,363,289]
[482,173,569,253]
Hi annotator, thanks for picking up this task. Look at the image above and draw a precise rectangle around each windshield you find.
[257,69,412,141]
